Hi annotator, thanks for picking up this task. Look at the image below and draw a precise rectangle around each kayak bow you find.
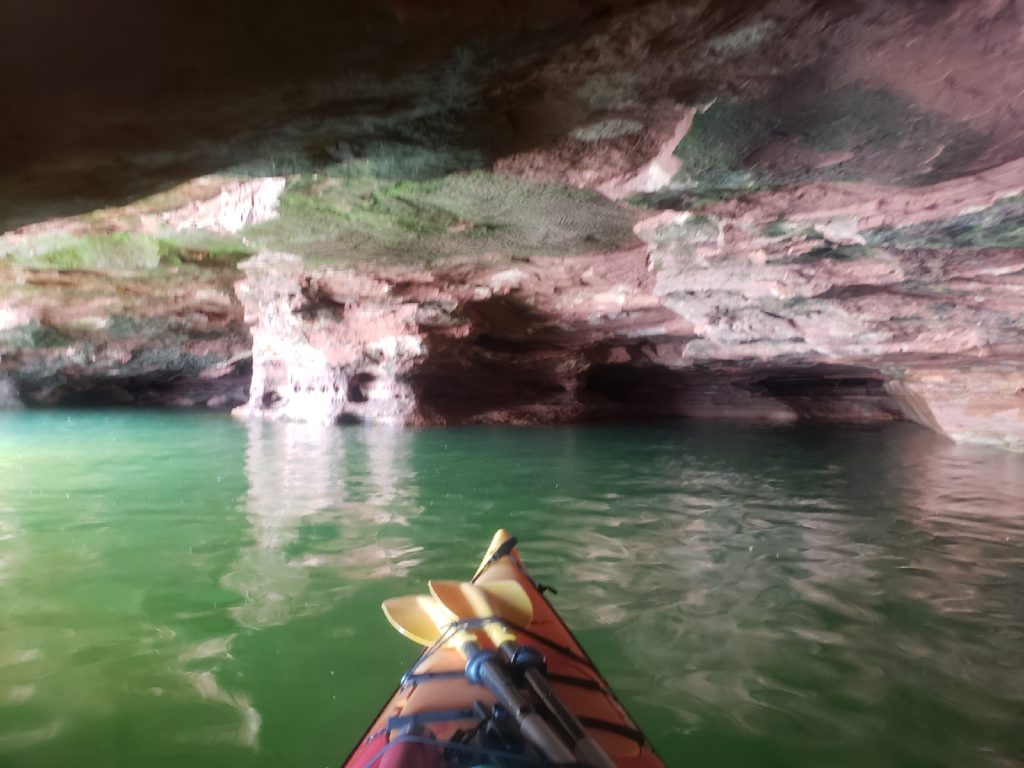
[342,530,665,768]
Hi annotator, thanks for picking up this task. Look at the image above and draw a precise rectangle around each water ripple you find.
[0,415,1022,768]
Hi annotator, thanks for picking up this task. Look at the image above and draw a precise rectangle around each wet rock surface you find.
[0,262,252,408]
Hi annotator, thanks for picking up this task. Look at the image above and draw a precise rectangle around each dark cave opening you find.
[410,311,907,426]
[346,372,375,404]
[411,294,580,423]
[580,361,905,422]
[11,359,252,410]
[407,290,907,425]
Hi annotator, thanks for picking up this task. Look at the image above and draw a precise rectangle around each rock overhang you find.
[1,0,1021,448]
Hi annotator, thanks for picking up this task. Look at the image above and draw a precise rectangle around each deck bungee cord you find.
[357,732,614,768]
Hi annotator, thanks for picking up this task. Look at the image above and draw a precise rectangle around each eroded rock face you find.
[0,262,251,408]
[234,253,424,425]
[634,176,1024,448]
[230,238,910,428]
[1,0,1021,447]
[0,177,283,407]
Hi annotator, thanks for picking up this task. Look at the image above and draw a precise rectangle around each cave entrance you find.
[408,292,906,426]
[579,361,905,423]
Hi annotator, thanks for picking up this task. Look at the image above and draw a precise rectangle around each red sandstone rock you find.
[1,0,1021,449]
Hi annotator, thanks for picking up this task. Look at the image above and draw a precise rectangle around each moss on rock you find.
[1,230,251,272]
[242,171,638,266]
[155,231,253,267]
[0,323,73,349]
[667,82,986,198]
[775,244,878,265]
[1,233,162,270]
[865,195,1024,250]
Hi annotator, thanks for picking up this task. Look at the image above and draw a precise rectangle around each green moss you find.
[668,81,986,199]
[37,246,87,269]
[103,314,178,340]
[761,219,826,240]
[896,279,956,297]
[651,214,720,247]
[672,101,769,192]
[865,195,1024,250]
[1,229,252,272]
[624,187,741,211]
[5,171,635,274]
[0,323,73,349]
[775,244,873,265]
[156,231,252,267]
[1,233,161,270]
[277,175,464,236]
[243,171,637,266]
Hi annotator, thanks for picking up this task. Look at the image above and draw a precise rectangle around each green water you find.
[1,413,1023,768]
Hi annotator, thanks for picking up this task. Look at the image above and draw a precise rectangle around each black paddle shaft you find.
[500,641,617,768]
[463,643,577,765]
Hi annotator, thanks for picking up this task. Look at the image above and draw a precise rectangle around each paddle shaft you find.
[382,594,576,763]
[460,640,576,765]
[446,584,615,768]
[499,642,617,768]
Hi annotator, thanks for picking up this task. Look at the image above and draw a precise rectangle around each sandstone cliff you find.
[1,0,1021,448]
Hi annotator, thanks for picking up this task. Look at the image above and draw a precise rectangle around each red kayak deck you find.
[342,530,666,768]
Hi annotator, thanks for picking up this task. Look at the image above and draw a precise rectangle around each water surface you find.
[1,413,1022,767]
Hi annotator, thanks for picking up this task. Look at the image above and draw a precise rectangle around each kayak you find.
[342,530,666,768]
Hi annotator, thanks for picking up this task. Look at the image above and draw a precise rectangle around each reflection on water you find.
[0,501,21,587]
[535,426,1024,768]
[224,421,423,628]
[0,414,1022,768]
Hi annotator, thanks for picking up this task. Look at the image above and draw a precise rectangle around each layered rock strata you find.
[226,235,909,430]
[1,0,1022,449]
[0,177,284,407]
[2,163,1021,448]
[0,263,251,408]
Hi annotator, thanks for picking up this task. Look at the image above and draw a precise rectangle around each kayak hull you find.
[342,530,665,768]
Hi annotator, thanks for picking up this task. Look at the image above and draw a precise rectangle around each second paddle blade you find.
[429,579,534,628]
[382,595,453,646]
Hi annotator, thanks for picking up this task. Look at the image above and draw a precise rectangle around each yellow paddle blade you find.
[429,579,534,628]
[474,529,517,580]
[381,595,456,646]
